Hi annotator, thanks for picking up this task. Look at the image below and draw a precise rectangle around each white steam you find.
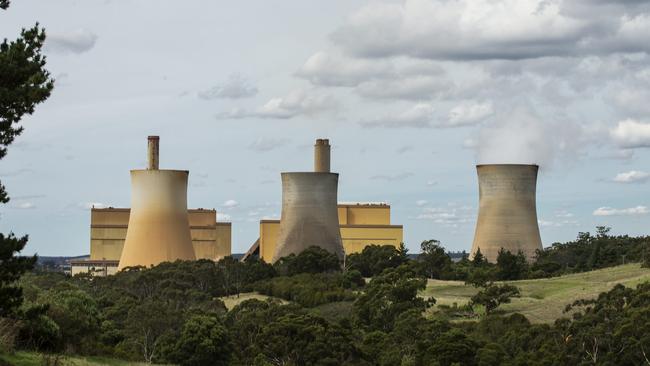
[475,106,582,168]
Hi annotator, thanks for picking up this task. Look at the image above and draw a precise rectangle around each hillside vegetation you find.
[424,263,650,322]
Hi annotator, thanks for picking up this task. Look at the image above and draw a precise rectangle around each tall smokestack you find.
[147,136,159,170]
[314,139,330,173]
[272,138,344,263]
[119,137,195,270]
[470,164,543,263]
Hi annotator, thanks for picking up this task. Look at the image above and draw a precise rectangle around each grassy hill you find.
[422,263,650,323]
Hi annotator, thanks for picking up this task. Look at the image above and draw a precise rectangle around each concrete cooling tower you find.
[272,139,345,263]
[470,164,543,263]
[118,136,195,270]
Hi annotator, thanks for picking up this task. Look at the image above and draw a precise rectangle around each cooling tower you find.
[272,139,344,263]
[118,136,195,270]
[470,164,543,263]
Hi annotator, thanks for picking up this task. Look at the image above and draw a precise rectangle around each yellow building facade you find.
[244,203,403,262]
[89,207,231,262]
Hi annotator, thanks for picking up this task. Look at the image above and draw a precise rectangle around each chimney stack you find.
[314,139,330,173]
[147,136,159,170]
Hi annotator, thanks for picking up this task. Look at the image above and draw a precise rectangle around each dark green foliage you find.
[226,299,365,366]
[534,227,650,276]
[353,264,433,332]
[418,239,454,279]
[253,273,357,307]
[0,25,54,159]
[275,246,341,276]
[0,234,36,317]
[471,283,520,314]
[0,12,52,321]
[168,315,231,366]
[346,244,409,277]
[496,249,529,280]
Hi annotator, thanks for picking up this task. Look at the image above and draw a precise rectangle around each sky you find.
[1,0,650,256]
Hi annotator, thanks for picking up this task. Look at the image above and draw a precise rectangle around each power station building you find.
[243,203,404,263]
[470,164,543,262]
[71,136,231,275]
[243,139,404,263]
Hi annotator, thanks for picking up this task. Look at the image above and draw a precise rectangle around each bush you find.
[274,247,341,276]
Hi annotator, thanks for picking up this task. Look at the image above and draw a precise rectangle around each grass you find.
[0,351,152,366]
[422,263,650,323]
[219,292,286,310]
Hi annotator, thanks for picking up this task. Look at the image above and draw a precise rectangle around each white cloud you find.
[361,103,434,128]
[416,200,428,206]
[356,75,453,100]
[445,100,494,127]
[248,137,290,152]
[46,29,97,54]
[612,170,650,183]
[296,51,392,87]
[257,89,338,119]
[610,119,650,148]
[222,199,239,208]
[416,204,475,226]
[12,202,36,209]
[330,0,650,61]
[593,206,649,216]
[198,74,258,100]
[217,213,232,221]
[369,172,414,181]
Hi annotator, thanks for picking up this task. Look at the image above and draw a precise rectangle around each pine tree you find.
[0,3,54,317]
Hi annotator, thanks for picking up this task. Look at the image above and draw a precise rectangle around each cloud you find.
[257,90,338,119]
[361,103,434,128]
[445,101,493,127]
[198,74,258,100]
[248,138,290,152]
[296,51,392,87]
[593,205,649,216]
[11,202,36,209]
[610,119,650,148]
[222,199,239,208]
[416,200,428,206]
[330,0,650,61]
[369,172,414,181]
[612,170,650,183]
[356,75,453,100]
[216,90,338,120]
[46,29,97,54]
[416,204,475,226]
[217,213,231,221]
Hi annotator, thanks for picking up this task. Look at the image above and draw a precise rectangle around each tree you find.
[275,246,341,276]
[346,244,408,277]
[496,249,528,280]
[418,239,453,279]
[471,283,520,314]
[124,301,180,363]
[170,315,231,366]
[0,3,54,318]
[353,265,434,331]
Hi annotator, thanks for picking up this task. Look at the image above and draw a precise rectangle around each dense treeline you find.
[1,228,650,365]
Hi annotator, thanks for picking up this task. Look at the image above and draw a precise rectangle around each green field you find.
[0,351,151,366]
[422,263,650,323]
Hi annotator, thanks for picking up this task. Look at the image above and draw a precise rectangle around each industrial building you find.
[72,136,232,275]
[470,164,543,262]
[243,202,404,262]
[241,138,404,263]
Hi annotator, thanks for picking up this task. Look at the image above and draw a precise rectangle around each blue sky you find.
[1,0,650,256]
